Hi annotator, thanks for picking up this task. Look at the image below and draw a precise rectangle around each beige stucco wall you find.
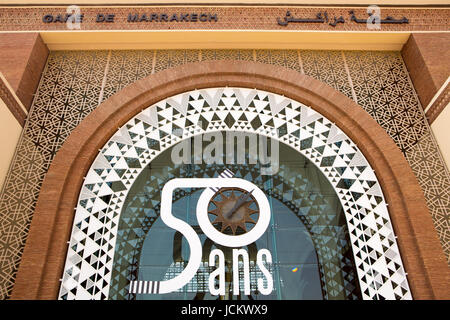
[0,98,22,191]
[431,103,450,171]
[40,31,411,51]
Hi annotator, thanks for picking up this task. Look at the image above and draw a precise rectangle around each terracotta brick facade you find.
[11,61,449,300]
[402,33,450,109]
[0,33,48,110]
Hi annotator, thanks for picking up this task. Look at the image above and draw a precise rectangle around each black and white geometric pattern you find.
[58,88,412,300]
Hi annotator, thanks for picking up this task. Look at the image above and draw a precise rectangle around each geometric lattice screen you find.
[59,87,412,300]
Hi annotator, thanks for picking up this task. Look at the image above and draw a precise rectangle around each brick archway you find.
[11,60,449,300]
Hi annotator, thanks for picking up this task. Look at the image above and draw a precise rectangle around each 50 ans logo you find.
[129,170,274,296]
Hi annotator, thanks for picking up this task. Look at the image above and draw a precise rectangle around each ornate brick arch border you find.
[11,61,449,300]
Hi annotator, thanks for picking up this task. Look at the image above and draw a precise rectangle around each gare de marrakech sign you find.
[4,6,447,33]
[42,12,219,24]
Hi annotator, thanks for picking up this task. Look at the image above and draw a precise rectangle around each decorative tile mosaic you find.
[344,51,449,257]
[255,50,302,74]
[405,132,450,256]
[0,50,109,300]
[0,49,448,300]
[300,50,354,100]
[101,50,154,103]
[153,50,200,75]
[344,51,428,155]
[202,49,253,62]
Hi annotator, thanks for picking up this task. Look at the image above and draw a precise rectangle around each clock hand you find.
[225,189,254,219]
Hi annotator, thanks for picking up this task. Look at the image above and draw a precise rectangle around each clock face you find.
[207,187,260,236]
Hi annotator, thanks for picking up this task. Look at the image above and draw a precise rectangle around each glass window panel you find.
[110,132,361,300]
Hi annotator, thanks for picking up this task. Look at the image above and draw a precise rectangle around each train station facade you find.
[0,1,449,300]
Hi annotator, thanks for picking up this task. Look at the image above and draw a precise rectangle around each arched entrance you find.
[56,87,411,299]
[11,61,448,300]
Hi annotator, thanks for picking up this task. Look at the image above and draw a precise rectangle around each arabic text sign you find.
[277,9,408,28]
